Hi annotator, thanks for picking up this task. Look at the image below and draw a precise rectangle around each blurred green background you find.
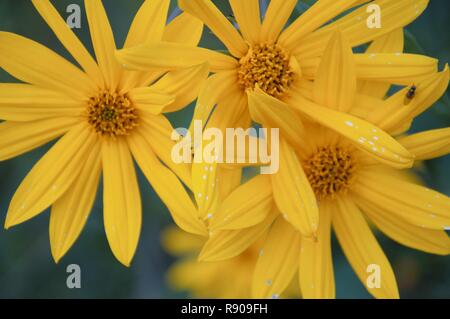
[0,0,448,298]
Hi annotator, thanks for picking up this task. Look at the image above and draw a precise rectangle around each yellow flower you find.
[162,226,299,299]
[198,31,450,299]
[0,0,208,266]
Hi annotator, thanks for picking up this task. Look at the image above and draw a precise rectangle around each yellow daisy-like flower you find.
[199,31,450,299]
[162,226,299,299]
[0,0,208,266]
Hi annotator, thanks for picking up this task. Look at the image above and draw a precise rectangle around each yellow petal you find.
[296,0,429,58]
[102,138,141,267]
[252,216,301,299]
[302,53,438,85]
[210,175,272,231]
[358,29,404,98]
[271,138,319,237]
[260,0,296,43]
[128,87,175,116]
[0,32,95,99]
[0,84,83,121]
[50,141,101,262]
[116,42,237,73]
[199,210,277,262]
[192,160,220,219]
[150,63,209,113]
[398,128,450,160]
[128,131,206,236]
[247,88,304,149]
[354,171,450,230]
[299,201,335,299]
[161,227,205,255]
[218,166,243,199]
[31,0,103,86]
[229,0,261,44]
[333,196,399,299]
[124,0,170,47]
[279,0,360,51]
[313,31,356,113]
[163,12,204,46]
[288,92,414,168]
[85,0,122,89]
[357,198,450,256]
[179,0,248,57]
[4,124,95,228]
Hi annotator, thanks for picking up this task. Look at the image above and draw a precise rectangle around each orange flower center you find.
[87,91,138,137]
[238,43,295,98]
[304,146,357,200]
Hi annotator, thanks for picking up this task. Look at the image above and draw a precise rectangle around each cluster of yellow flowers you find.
[0,0,449,299]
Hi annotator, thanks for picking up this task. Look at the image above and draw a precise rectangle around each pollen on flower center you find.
[87,91,138,137]
[304,146,357,199]
[237,43,295,98]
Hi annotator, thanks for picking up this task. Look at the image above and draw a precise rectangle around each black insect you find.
[404,85,417,104]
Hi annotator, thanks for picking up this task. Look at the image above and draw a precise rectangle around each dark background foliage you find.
[0,0,448,298]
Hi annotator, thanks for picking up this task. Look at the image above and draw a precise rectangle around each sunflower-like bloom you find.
[199,31,450,299]
[162,226,299,298]
[0,0,208,266]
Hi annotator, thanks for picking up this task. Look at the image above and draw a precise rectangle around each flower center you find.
[304,146,357,200]
[238,43,295,98]
[87,91,138,137]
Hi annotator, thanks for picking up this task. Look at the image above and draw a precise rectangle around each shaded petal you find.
[271,138,319,237]
[0,32,95,99]
[4,124,95,228]
[128,87,175,116]
[229,0,261,44]
[0,84,83,121]
[334,196,399,299]
[398,128,450,160]
[163,12,204,46]
[299,201,335,299]
[260,0,296,43]
[31,0,103,86]
[252,216,301,299]
[179,0,248,57]
[50,141,101,262]
[161,227,205,255]
[313,31,356,113]
[102,139,141,267]
[128,131,206,236]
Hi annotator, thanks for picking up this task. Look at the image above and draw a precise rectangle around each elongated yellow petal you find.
[192,159,220,219]
[128,131,206,236]
[299,201,335,299]
[271,138,319,237]
[5,124,95,228]
[334,196,399,299]
[296,0,429,58]
[279,0,360,51]
[354,171,450,230]
[247,88,304,149]
[199,210,277,262]
[302,53,437,85]
[137,115,193,190]
[116,42,237,73]
[31,0,103,87]
[85,0,122,89]
[398,128,450,160]
[357,198,450,255]
[128,87,175,116]
[358,29,404,98]
[218,166,243,199]
[252,216,301,299]
[0,118,79,161]
[124,0,170,47]
[288,92,414,168]
[179,0,248,57]
[161,227,205,255]
[50,141,101,262]
[313,31,356,113]
[0,84,82,121]
[163,12,203,46]
[210,175,272,231]
[0,32,95,99]
[150,63,209,113]
[229,0,261,44]
[260,0,296,43]
[102,138,141,267]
